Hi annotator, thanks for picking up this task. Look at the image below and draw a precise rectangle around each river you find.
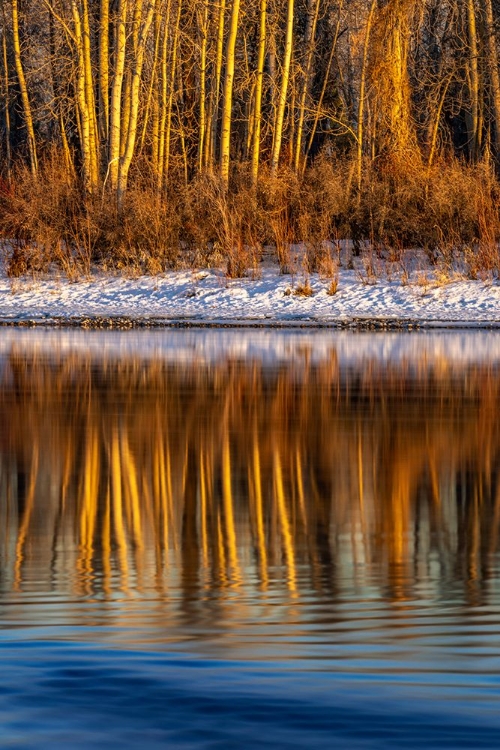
[0,329,499,748]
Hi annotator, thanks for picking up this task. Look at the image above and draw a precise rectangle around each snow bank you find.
[1,265,500,327]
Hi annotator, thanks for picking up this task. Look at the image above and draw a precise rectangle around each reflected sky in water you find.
[1,330,500,748]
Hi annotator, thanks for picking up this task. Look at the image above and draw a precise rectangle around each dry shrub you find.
[178,173,223,265]
[1,148,499,281]
[327,276,339,295]
[299,156,349,271]
[227,169,266,277]
[0,156,184,278]
[176,172,262,276]
[422,159,500,276]
[294,279,314,296]
[351,154,427,249]
[349,153,500,275]
[426,161,476,236]
[210,173,262,278]
[257,166,301,272]
[0,153,86,277]
[97,181,181,274]
[317,251,338,279]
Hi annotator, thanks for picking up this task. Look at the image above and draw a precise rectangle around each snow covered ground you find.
[1,263,500,326]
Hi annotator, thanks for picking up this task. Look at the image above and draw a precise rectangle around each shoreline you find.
[2,265,500,329]
[0,315,499,330]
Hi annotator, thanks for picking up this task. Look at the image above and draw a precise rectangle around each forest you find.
[1,0,500,275]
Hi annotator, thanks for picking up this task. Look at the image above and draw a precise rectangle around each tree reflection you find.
[1,346,499,616]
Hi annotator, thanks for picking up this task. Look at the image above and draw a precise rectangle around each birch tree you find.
[11,0,37,174]
[483,0,500,162]
[271,0,295,173]
[117,0,157,203]
[220,0,241,187]
[251,0,267,185]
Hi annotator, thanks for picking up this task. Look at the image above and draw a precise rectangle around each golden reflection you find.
[1,348,500,610]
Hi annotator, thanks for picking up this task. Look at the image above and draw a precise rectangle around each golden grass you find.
[1,152,499,280]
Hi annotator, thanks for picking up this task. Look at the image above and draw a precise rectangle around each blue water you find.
[1,330,500,748]
[2,639,500,748]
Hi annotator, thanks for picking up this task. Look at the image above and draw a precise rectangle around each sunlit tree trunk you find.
[117,0,157,204]
[208,0,226,168]
[197,0,209,173]
[81,0,99,185]
[71,0,98,191]
[267,19,276,107]
[139,5,163,158]
[47,7,75,180]
[1,11,11,179]
[294,0,320,173]
[155,7,169,188]
[11,0,37,174]
[271,0,294,173]
[59,112,75,180]
[466,0,480,159]
[251,0,267,185]
[99,0,110,142]
[120,72,131,156]
[220,0,241,188]
[483,0,500,162]
[163,0,181,187]
[357,0,377,191]
[108,0,128,193]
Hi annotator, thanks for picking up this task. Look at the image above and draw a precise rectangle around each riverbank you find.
[1,264,500,328]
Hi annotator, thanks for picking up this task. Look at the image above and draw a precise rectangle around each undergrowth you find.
[1,151,499,280]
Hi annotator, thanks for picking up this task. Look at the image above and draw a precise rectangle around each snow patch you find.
[1,265,500,325]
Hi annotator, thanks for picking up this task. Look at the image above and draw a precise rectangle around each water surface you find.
[1,330,500,748]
